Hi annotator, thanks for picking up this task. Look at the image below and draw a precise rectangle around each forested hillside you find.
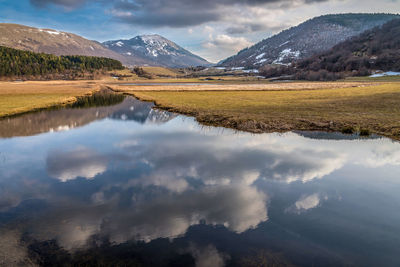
[260,18,400,80]
[220,13,399,68]
[0,46,123,79]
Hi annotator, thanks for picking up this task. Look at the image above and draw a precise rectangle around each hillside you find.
[294,18,400,80]
[0,23,126,63]
[0,46,123,79]
[103,34,211,68]
[260,18,400,80]
[219,13,400,68]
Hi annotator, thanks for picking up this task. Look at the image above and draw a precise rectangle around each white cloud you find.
[202,34,253,61]
[46,147,108,182]
[295,193,321,211]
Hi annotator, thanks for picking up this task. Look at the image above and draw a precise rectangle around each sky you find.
[0,0,399,63]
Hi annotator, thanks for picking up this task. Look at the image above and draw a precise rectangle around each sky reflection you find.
[0,96,400,266]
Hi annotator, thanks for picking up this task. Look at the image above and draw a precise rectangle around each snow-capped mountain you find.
[103,34,211,68]
[219,13,400,68]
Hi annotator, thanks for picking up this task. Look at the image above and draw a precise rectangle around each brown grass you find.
[0,81,100,117]
[124,82,400,140]
[111,81,381,92]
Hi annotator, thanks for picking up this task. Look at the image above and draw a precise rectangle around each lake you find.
[0,92,399,266]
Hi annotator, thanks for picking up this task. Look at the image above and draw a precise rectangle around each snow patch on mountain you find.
[256,53,266,60]
[256,58,267,65]
[273,49,300,64]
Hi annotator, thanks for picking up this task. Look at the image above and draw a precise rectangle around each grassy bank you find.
[0,81,100,117]
[126,83,400,139]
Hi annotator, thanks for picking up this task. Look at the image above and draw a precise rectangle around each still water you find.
[0,93,399,266]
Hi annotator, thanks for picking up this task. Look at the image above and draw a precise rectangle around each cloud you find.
[30,0,328,28]
[108,0,330,28]
[286,193,330,214]
[189,244,229,267]
[102,184,268,243]
[30,0,88,8]
[119,131,345,188]
[28,183,267,248]
[201,34,253,61]
[204,34,253,52]
[46,147,108,182]
[0,230,35,266]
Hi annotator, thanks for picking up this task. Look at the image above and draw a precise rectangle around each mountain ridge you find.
[265,18,400,80]
[103,34,211,68]
[219,13,400,68]
[0,23,210,68]
[0,23,127,63]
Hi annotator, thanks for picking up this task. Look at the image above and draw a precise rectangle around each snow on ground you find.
[39,29,61,35]
[126,52,132,56]
[370,71,400,78]
[243,69,259,73]
[256,58,267,65]
[279,41,290,47]
[255,53,266,60]
[273,49,300,64]
[116,41,124,47]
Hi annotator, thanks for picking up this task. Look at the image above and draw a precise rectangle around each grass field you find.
[2,78,400,140]
[0,81,100,117]
[112,81,380,91]
[127,83,400,139]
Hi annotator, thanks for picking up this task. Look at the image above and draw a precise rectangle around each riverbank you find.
[121,83,400,140]
[2,80,400,140]
[0,81,101,117]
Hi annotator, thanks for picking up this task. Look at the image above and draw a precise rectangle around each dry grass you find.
[0,81,100,117]
[141,66,180,77]
[3,79,400,140]
[112,81,380,92]
[127,83,400,139]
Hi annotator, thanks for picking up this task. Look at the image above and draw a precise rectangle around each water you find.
[0,93,400,266]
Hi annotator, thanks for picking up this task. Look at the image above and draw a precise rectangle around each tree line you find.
[0,46,124,79]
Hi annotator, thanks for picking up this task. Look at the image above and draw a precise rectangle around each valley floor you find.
[0,80,101,117]
[115,81,400,140]
[1,79,400,140]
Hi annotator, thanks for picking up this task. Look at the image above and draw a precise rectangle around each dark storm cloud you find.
[30,0,329,28]
[111,0,330,27]
[225,23,289,34]
[30,0,88,8]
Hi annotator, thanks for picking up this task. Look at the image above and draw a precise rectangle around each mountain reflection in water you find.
[0,91,176,138]
[0,96,400,266]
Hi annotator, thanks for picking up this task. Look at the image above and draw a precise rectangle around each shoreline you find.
[1,80,400,141]
[122,85,400,141]
[129,92,399,140]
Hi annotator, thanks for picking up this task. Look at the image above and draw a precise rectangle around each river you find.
[0,92,399,266]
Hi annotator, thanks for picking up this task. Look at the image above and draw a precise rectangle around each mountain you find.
[219,13,400,68]
[103,34,211,68]
[0,23,126,63]
[275,18,400,80]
